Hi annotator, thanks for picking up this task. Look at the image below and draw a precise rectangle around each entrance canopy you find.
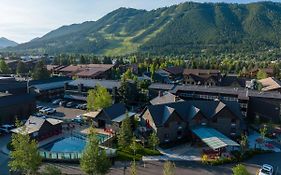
[192,127,240,150]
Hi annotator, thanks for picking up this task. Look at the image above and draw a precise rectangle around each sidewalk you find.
[143,143,201,161]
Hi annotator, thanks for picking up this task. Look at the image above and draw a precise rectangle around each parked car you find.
[59,101,67,107]
[71,115,84,124]
[66,102,74,108]
[77,103,87,110]
[36,105,43,110]
[258,164,274,175]
[39,107,49,113]
[52,99,62,105]
[45,108,56,114]
[0,124,15,133]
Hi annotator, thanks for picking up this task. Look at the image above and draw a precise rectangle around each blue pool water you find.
[42,134,109,153]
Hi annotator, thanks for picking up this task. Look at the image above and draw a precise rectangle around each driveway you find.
[143,143,201,161]
[0,134,11,175]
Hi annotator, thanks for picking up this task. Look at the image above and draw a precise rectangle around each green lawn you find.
[116,143,161,161]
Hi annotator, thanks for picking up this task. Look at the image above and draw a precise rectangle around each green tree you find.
[16,61,27,76]
[87,84,112,111]
[256,69,268,80]
[32,60,50,80]
[163,161,175,175]
[9,122,42,175]
[148,131,160,150]
[42,165,62,175]
[80,126,111,175]
[232,164,250,175]
[240,134,248,154]
[0,59,10,74]
[122,68,135,81]
[260,125,268,140]
[117,112,133,148]
[119,80,139,105]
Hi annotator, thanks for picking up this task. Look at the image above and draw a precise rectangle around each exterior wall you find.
[29,87,65,100]
[204,78,217,86]
[0,96,36,125]
[156,112,188,144]
[34,122,62,140]
[209,108,241,137]
[189,113,208,127]
[184,75,196,85]
[248,97,281,123]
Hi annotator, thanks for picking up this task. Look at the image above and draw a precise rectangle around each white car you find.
[52,99,62,105]
[258,164,274,175]
[39,107,49,113]
[45,108,56,114]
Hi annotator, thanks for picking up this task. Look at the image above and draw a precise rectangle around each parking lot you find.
[36,101,86,120]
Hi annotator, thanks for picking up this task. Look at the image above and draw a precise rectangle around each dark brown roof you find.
[183,69,220,76]
[145,100,242,127]
[163,66,184,75]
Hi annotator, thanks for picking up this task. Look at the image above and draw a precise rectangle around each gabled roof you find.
[183,69,220,76]
[258,77,281,91]
[145,100,242,127]
[150,92,182,105]
[11,116,63,134]
[163,66,184,75]
[103,103,127,120]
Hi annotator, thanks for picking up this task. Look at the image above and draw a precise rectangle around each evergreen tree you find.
[148,131,160,150]
[117,112,133,148]
[0,59,10,74]
[256,69,268,80]
[80,126,111,175]
[9,122,42,175]
[87,84,112,111]
[16,61,27,76]
[32,60,50,80]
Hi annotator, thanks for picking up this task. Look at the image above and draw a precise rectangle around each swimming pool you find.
[41,133,110,153]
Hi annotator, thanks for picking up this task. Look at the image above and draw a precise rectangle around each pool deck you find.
[80,127,113,136]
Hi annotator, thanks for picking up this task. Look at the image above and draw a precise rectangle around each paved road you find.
[0,134,11,175]
[243,152,281,175]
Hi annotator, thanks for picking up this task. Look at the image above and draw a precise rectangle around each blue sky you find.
[0,0,279,43]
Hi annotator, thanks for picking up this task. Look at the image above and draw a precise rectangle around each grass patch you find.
[116,143,161,161]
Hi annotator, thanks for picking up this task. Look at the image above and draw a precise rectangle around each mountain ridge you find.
[4,1,281,55]
[0,37,18,48]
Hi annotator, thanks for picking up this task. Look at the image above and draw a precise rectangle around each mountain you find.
[5,1,281,55]
[0,37,18,48]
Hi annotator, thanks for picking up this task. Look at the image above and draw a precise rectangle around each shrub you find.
[232,164,250,175]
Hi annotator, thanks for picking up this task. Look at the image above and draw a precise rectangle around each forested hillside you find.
[5,1,281,55]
